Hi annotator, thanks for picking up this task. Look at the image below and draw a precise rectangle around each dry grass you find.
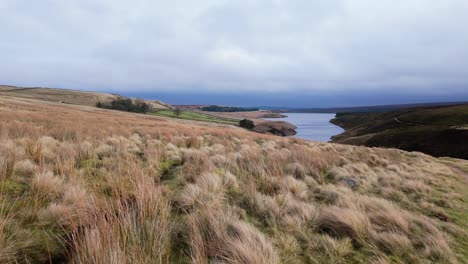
[71,182,172,264]
[0,85,173,109]
[187,208,279,264]
[315,206,370,246]
[0,96,467,263]
[31,171,64,198]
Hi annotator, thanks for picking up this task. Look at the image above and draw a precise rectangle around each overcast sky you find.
[1,0,468,106]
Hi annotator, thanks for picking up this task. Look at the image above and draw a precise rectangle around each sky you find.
[1,0,468,107]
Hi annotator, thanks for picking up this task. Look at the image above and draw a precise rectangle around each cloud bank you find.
[1,0,468,98]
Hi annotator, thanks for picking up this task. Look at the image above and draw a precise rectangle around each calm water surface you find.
[266,113,344,142]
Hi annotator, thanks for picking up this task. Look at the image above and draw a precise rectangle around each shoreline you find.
[264,112,344,142]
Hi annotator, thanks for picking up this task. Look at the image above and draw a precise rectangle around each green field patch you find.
[159,160,184,191]
[150,109,238,125]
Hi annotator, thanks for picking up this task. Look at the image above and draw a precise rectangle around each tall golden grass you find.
[0,96,467,263]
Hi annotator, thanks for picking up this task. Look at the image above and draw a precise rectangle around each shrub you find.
[239,119,255,130]
[96,98,152,113]
[174,108,182,116]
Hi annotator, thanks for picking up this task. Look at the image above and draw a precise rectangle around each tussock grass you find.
[31,171,64,198]
[187,208,279,263]
[13,159,35,178]
[71,183,172,264]
[315,206,370,246]
[0,96,466,263]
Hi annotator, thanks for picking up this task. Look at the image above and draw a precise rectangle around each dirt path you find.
[393,117,423,126]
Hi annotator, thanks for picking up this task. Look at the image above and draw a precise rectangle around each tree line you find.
[201,105,259,112]
[96,98,152,113]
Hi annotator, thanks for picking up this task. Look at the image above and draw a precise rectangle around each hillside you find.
[0,85,170,109]
[190,110,296,136]
[261,101,468,113]
[0,95,467,263]
[147,99,173,110]
[330,104,468,159]
[150,109,239,125]
[0,85,297,137]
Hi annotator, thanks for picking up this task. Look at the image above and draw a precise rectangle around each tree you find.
[96,98,151,113]
[134,99,152,113]
[174,108,182,117]
[239,119,255,130]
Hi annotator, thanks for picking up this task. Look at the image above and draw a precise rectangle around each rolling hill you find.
[330,104,468,159]
[0,92,467,263]
[260,101,468,113]
[0,85,170,109]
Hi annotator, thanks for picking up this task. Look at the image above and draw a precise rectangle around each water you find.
[266,113,344,142]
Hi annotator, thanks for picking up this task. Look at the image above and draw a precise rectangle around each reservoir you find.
[266,113,344,142]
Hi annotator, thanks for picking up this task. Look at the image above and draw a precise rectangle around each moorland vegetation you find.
[0,96,467,263]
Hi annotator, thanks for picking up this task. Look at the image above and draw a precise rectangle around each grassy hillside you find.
[0,96,467,263]
[151,109,238,125]
[331,104,468,159]
[279,101,468,114]
[0,85,170,109]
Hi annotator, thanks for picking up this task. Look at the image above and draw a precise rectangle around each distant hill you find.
[330,104,468,159]
[0,85,170,109]
[173,104,208,110]
[201,105,259,112]
[260,101,468,113]
[175,104,259,112]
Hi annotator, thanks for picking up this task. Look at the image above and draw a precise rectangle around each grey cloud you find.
[1,0,468,96]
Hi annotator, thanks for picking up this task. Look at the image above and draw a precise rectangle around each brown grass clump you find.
[222,171,238,189]
[187,209,279,264]
[0,141,22,180]
[178,173,225,211]
[285,162,306,180]
[281,175,309,200]
[0,96,466,263]
[38,136,60,161]
[0,212,16,263]
[0,156,15,180]
[31,170,64,198]
[71,183,172,264]
[180,149,212,182]
[277,194,315,229]
[13,159,35,178]
[371,231,413,255]
[315,206,370,246]
[304,234,353,263]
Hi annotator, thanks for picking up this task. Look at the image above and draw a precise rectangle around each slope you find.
[331,104,468,159]
[0,96,466,263]
[0,85,170,109]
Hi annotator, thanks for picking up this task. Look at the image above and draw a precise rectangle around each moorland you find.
[0,89,467,263]
[330,104,468,159]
